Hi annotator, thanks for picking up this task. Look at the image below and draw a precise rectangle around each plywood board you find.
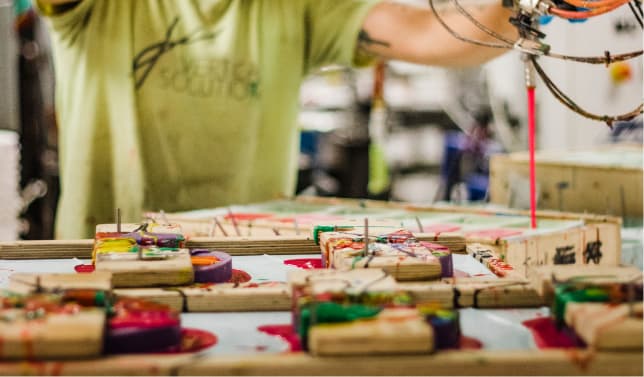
[182,282,291,312]
[113,282,292,312]
[178,350,642,376]
[0,351,640,376]
[0,234,464,260]
[400,280,543,308]
[8,271,112,294]
[0,354,193,376]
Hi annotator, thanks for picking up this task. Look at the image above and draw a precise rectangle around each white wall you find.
[537,7,643,149]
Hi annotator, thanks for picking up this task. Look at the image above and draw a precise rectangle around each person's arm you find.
[359,1,518,67]
[35,0,82,16]
[37,0,80,4]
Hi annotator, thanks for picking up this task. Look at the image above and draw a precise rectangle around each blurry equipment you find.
[298,67,371,199]
[15,5,59,240]
[367,61,390,197]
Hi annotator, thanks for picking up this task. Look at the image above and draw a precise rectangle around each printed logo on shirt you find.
[158,54,261,100]
[132,17,260,101]
[132,17,217,90]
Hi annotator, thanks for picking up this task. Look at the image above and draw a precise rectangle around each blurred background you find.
[0,0,642,240]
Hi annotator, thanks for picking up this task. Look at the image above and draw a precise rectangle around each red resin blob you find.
[257,324,302,352]
[157,328,218,354]
[284,258,323,269]
[228,269,252,284]
[459,336,483,349]
[522,317,579,349]
[453,269,470,278]
[224,213,273,221]
[465,229,523,239]
[74,264,95,273]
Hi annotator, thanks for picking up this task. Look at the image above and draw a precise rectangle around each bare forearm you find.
[360,1,518,67]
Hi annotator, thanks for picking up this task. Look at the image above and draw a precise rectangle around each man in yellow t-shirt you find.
[37,0,517,239]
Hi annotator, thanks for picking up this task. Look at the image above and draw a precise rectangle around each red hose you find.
[560,0,629,9]
[527,86,537,229]
[550,0,629,18]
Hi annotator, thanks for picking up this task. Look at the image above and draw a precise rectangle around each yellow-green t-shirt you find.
[38,0,378,239]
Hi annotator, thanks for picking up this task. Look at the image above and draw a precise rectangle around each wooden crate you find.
[527,264,642,304]
[488,144,643,218]
[95,249,194,288]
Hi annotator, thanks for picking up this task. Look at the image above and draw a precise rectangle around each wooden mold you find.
[308,308,434,356]
[318,231,443,281]
[565,302,643,351]
[528,264,642,304]
[95,249,194,288]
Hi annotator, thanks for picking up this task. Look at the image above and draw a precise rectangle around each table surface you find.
[0,254,548,356]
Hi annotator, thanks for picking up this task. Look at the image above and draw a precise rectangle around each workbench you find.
[1,253,641,376]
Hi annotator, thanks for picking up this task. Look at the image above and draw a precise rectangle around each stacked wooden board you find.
[0,235,465,259]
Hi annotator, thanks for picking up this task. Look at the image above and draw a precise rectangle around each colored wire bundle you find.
[429,0,643,63]
[428,0,512,48]
[427,0,644,125]
[530,56,644,126]
[551,0,632,19]
[627,0,643,28]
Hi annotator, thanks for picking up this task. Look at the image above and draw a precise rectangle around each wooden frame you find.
[0,350,640,376]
